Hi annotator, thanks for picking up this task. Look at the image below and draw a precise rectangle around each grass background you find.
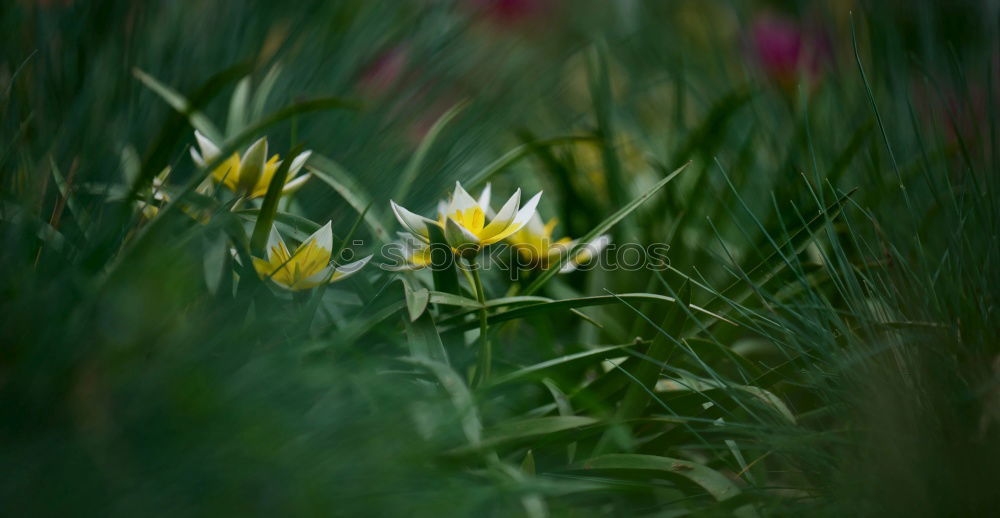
[2,0,998,515]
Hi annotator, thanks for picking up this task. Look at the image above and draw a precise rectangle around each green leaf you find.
[404,280,431,321]
[401,357,481,445]
[249,144,295,256]
[523,162,690,295]
[234,209,322,235]
[521,450,536,476]
[450,416,600,455]
[616,282,690,422]
[656,373,796,424]
[202,229,229,295]
[427,224,461,296]
[308,153,390,243]
[444,293,676,332]
[226,76,251,137]
[49,156,90,237]
[133,68,223,143]
[579,454,742,502]
[405,311,449,364]
[341,300,405,344]
[428,291,482,309]
[707,187,858,313]
[250,63,282,121]
[466,135,598,190]
[489,343,640,386]
[393,100,467,204]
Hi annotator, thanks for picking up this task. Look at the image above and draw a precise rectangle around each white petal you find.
[189,147,206,168]
[509,191,542,232]
[525,212,546,236]
[237,137,268,193]
[444,216,480,249]
[265,225,287,261]
[301,220,333,253]
[448,181,480,214]
[331,254,373,282]
[480,189,520,238]
[560,234,610,273]
[288,150,312,177]
[280,173,311,194]
[194,130,220,162]
[437,200,449,220]
[391,200,435,241]
[300,265,334,288]
[477,183,492,212]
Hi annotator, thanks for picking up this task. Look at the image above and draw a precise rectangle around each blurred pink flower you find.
[357,45,410,99]
[467,0,556,25]
[749,13,830,88]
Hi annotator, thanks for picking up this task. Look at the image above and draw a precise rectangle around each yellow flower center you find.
[509,218,571,268]
[212,153,284,199]
[441,206,486,237]
[409,248,432,267]
[252,238,331,290]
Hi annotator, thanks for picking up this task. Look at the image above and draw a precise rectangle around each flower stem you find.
[469,257,491,387]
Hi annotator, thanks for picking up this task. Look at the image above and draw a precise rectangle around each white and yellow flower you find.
[383,233,435,271]
[508,213,610,273]
[390,181,541,257]
[190,131,311,199]
[252,221,371,291]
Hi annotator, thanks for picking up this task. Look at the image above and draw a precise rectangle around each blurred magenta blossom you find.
[750,13,830,87]
[468,0,557,25]
[358,45,410,99]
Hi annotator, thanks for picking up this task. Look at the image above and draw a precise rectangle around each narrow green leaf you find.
[308,153,390,243]
[616,282,690,420]
[249,144,296,256]
[403,279,431,321]
[401,357,481,445]
[451,416,599,454]
[656,373,796,424]
[428,291,482,309]
[579,454,743,502]
[521,450,536,476]
[444,294,676,332]
[432,226,464,292]
[489,343,640,386]
[234,209,322,235]
[251,64,282,121]
[202,229,229,295]
[49,156,90,236]
[226,76,251,137]
[523,162,689,295]
[405,311,449,364]
[393,100,467,204]
[133,68,223,143]
[466,135,598,190]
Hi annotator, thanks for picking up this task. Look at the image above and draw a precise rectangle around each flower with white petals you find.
[390,182,541,257]
[384,233,434,271]
[189,131,312,199]
[252,221,371,291]
[508,213,610,273]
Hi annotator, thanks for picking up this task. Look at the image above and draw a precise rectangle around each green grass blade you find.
[249,146,296,256]
[308,153,390,243]
[523,162,689,295]
[392,100,467,204]
[133,67,223,143]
